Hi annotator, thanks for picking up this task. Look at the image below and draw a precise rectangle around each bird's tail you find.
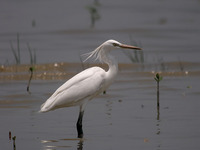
[39,102,51,113]
[39,103,45,113]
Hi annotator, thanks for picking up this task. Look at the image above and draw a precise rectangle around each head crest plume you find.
[83,44,104,63]
[82,39,120,63]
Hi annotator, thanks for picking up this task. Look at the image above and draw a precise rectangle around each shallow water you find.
[0,62,200,150]
[0,0,200,64]
[1,0,200,149]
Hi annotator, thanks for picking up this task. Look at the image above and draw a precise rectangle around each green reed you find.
[123,35,144,64]
[86,0,101,28]
[10,33,21,65]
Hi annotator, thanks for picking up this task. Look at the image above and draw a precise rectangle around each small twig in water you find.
[9,131,11,141]
[86,0,101,28]
[27,43,37,65]
[17,33,20,64]
[154,73,163,120]
[12,136,16,150]
[27,66,34,94]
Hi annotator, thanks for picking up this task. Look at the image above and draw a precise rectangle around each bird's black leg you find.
[76,110,84,138]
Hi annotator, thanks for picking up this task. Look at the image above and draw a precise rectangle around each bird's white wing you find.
[40,67,106,112]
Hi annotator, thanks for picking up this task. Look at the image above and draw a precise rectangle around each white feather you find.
[40,67,106,112]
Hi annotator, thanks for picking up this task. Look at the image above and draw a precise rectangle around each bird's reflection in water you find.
[77,139,83,150]
[41,138,84,150]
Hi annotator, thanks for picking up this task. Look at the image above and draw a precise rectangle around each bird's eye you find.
[112,43,119,47]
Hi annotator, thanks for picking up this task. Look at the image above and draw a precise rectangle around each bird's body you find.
[40,39,141,138]
[40,66,115,112]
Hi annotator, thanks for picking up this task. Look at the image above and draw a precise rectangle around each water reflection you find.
[105,100,113,125]
[157,105,160,121]
[156,102,161,150]
[41,138,84,150]
[156,119,162,150]
[77,140,83,150]
[105,100,112,118]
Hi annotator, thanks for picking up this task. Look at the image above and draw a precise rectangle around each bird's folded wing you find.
[40,67,106,112]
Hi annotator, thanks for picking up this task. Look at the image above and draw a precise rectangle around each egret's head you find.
[84,39,142,62]
[103,39,142,50]
[102,39,122,50]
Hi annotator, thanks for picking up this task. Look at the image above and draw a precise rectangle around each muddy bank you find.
[1,61,200,81]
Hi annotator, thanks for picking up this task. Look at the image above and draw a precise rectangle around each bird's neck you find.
[104,54,118,82]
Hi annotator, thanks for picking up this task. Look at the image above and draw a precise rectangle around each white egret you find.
[40,39,142,138]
